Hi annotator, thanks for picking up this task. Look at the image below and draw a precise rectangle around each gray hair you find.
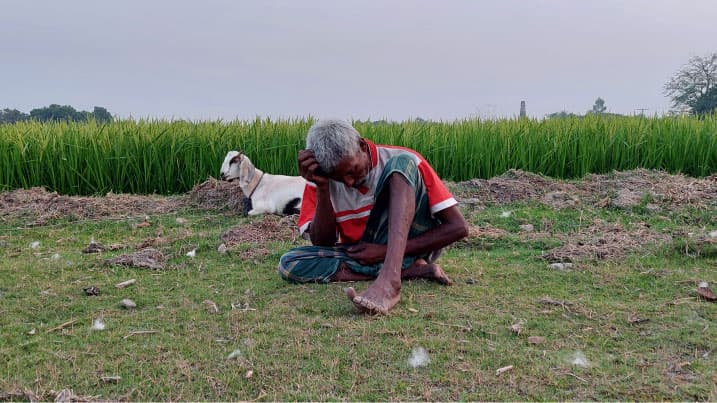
[306,119,361,173]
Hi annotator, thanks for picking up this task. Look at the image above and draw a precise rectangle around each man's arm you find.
[346,205,468,264]
[308,185,338,246]
[405,205,468,256]
[298,150,338,246]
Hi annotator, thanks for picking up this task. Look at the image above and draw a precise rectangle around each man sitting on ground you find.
[278,119,468,314]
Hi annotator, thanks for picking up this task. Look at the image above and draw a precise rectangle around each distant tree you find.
[664,52,717,114]
[591,97,607,114]
[2,105,114,123]
[0,108,29,124]
[547,110,579,119]
[92,106,113,123]
[692,86,717,115]
[30,104,84,122]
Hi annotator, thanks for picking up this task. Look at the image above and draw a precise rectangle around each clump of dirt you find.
[541,219,672,262]
[466,224,508,239]
[105,248,167,270]
[221,215,301,246]
[188,177,246,211]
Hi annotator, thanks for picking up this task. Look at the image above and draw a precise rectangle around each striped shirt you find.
[298,139,457,244]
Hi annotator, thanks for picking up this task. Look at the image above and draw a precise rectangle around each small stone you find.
[227,348,242,360]
[82,240,106,253]
[217,243,228,255]
[527,336,545,344]
[466,277,476,285]
[697,282,716,301]
[83,286,100,296]
[500,211,512,218]
[519,224,534,232]
[549,262,574,271]
[709,231,717,238]
[30,241,40,249]
[186,249,196,258]
[175,217,188,225]
[120,298,137,309]
[51,253,61,260]
[203,299,219,314]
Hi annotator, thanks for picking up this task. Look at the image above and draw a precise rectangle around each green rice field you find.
[1,115,716,196]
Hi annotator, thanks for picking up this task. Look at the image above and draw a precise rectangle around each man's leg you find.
[345,173,415,314]
[278,246,353,283]
[279,246,387,283]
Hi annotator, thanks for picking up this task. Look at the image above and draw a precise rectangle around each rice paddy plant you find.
[0,115,715,195]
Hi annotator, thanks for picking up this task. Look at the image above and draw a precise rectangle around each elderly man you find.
[278,119,468,314]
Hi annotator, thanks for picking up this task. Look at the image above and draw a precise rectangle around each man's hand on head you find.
[345,243,386,265]
[298,149,330,188]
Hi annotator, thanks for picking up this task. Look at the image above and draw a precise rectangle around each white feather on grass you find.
[571,351,590,368]
[408,347,430,368]
[92,318,106,331]
[227,348,242,360]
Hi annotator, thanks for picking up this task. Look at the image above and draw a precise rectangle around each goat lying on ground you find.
[220,151,306,215]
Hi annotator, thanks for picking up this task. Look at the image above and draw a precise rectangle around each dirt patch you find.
[453,168,717,209]
[580,169,717,208]
[4,170,714,225]
[0,187,186,225]
[221,215,301,246]
[452,169,578,205]
[0,178,246,225]
[541,219,672,262]
[105,248,167,270]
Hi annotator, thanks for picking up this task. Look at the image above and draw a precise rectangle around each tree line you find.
[549,52,717,119]
[0,104,113,124]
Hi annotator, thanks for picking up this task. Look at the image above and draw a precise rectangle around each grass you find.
[1,199,716,401]
[1,115,716,195]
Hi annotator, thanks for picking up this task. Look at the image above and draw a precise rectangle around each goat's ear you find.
[230,153,242,165]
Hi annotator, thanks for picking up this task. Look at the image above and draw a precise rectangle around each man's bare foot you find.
[345,276,401,315]
[401,259,453,285]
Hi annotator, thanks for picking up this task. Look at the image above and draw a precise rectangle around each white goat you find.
[220,151,306,215]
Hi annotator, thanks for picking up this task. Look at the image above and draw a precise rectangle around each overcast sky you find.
[1,0,716,121]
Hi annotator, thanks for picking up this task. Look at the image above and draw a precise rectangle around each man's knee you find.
[277,248,339,283]
[277,252,295,282]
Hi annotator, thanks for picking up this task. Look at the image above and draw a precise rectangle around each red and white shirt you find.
[298,140,457,244]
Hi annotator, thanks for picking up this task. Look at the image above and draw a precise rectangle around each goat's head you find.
[220,151,242,182]
[219,151,256,188]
